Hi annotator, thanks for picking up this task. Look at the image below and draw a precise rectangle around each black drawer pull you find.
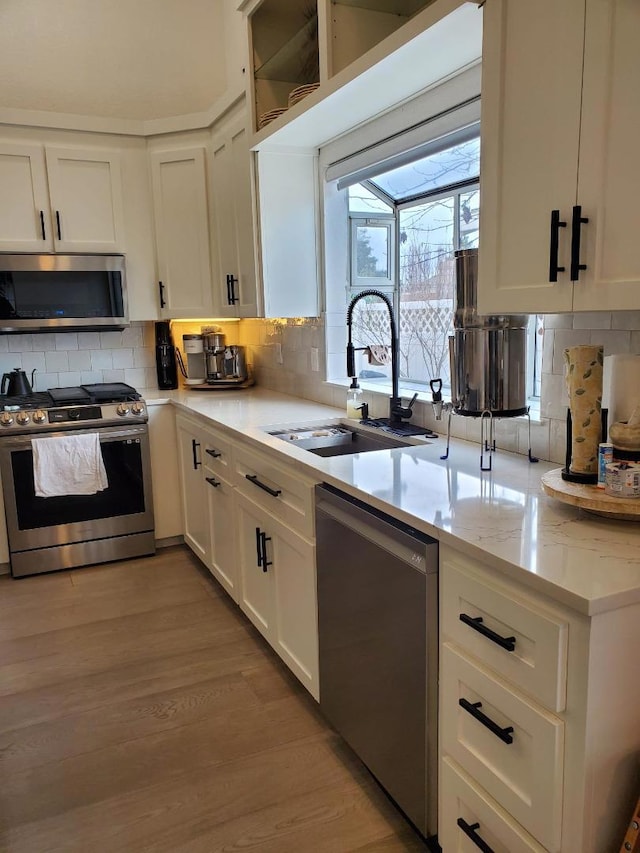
[205,476,220,488]
[457,818,495,853]
[205,448,222,458]
[260,530,272,572]
[245,474,281,497]
[549,209,566,282]
[459,614,516,652]
[191,438,201,469]
[459,698,514,745]
[570,203,589,281]
[255,526,263,568]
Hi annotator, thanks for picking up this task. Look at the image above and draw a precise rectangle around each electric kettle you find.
[1,368,36,396]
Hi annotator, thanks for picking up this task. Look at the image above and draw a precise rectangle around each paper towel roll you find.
[602,354,640,435]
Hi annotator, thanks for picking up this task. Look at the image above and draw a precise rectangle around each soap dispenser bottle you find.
[346,379,363,419]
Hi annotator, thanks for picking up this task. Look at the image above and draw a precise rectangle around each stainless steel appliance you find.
[0,382,155,577]
[315,484,439,840]
[432,249,537,469]
[449,248,528,417]
[0,254,128,332]
[203,330,248,385]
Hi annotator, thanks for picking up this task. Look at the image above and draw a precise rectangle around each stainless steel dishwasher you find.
[315,484,439,840]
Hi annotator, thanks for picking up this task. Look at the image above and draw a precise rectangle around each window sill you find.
[324,379,543,425]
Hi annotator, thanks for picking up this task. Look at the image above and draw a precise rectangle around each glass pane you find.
[369,137,480,202]
[398,198,455,386]
[459,188,480,248]
[348,184,393,214]
[355,225,389,278]
[12,439,145,530]
[0,270,124,320]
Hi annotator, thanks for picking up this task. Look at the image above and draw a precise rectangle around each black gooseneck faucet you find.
[346,289,415,425]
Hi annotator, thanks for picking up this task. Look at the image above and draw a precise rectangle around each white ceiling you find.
[0,0,231,121]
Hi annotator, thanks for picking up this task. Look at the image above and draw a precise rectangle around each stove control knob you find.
[131,402,145,416]
[16,411,30,425]
[117,403,131,416]
[32,409,47,424]
[0,412,14,426]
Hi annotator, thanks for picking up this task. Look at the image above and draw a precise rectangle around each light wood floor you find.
[0,546,427,852]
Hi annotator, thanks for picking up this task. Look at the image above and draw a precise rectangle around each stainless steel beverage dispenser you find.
[431,249,537,469]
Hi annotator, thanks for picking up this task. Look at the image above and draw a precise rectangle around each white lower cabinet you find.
[440,758,546,853]
[441,644,564,851]
[176,417,210,564]
[147,405,183,541]
[439,545,640,853]
[236,491,318,699]
[204,469,238,601]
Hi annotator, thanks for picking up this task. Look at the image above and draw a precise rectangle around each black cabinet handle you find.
[255,526,263,568]
[191,438,201,469]
[158,281,166,308]
[459,698,514,745]
[55,210,62,240]
[260,530,272,572]
[549,209,566,282]
[245,474,281,497]
[205,476,220,488]
[457,818,495,853]
[39,210,46,241]
[205,448,221,458]
[459,614,516,652]
[226,274,239,305]
[570,204,589,281]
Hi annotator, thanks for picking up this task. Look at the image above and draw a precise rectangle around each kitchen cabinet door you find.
[150,147,214,318]
[210,119,259,317]
[0,143,51,252]
[477,0,585,315]
[44,146,125,252]
[575,0,640,311]
[236,492,318,698]
[205,471,239,602]
[176,418,210,564]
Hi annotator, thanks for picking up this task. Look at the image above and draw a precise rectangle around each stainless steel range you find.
[0,382,155,577]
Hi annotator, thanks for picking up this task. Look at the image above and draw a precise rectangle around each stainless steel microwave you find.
[0,254,129,333]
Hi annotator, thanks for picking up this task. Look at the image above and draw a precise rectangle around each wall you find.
[239,311,640,465]
[0,322,158,393]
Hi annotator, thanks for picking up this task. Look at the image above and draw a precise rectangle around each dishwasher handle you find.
[316,497,434,574]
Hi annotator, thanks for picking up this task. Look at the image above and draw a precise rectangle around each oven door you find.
[0,423,154,556]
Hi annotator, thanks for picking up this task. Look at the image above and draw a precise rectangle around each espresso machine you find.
[203,330,249,385]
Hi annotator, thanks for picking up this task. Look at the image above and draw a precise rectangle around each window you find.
[347,131,480,391]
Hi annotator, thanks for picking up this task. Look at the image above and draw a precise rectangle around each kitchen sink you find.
[267,424,416,457]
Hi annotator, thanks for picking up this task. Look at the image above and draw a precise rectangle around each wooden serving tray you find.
[541,468,640,520]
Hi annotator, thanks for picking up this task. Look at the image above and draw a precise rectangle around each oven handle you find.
[0,423,149,451]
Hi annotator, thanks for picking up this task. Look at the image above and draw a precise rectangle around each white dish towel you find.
[32,433,109,498]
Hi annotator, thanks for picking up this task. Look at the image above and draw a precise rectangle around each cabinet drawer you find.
[440,758,547,853]
[201,425,234,479]
[234,443,315,538]
[441,550,568,712]
[441,644,564,852]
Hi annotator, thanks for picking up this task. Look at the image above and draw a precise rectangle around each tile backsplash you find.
[0,322,158,392]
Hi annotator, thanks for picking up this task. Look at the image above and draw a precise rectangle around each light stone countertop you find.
[146,388,640,616]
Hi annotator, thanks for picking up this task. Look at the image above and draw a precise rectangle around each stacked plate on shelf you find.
[288,82,320,108]
[258,107,288,129]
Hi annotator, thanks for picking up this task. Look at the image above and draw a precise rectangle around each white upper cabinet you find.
[478,0,640,314]
[150,146,214,318]
[254,148,319,318]
[210,118,259,317]
[0,142,125,253]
